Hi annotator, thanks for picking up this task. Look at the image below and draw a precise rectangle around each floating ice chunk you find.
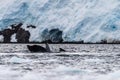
[84,59,104,63]
[9,56,31,63]
[54,65,86,75]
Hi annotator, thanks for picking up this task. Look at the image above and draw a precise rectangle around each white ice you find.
[0,0,120,42]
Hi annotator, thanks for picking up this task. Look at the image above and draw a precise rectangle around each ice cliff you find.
[0,0,120,42]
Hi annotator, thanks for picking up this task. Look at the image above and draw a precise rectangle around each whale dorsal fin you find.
[45,43,51,52]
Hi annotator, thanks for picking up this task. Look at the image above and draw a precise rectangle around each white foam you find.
[0,65,119,80]
[8,56,31,63]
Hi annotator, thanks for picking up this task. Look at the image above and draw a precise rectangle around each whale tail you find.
[45,43,51,52]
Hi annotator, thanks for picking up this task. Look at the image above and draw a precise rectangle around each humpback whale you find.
[27,43,51,52]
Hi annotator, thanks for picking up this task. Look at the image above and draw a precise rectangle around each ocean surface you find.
[0,44,120,80]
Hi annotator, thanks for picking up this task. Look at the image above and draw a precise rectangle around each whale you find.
[27,43,51,52]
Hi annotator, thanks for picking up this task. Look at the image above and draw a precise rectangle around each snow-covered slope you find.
[0,0,120,42]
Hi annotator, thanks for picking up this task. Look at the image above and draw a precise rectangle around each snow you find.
[11,34,17,42]
[0,0,120,42]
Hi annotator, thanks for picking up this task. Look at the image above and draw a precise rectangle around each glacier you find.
[0,0,120,42]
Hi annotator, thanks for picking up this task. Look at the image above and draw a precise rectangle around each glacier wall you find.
[0,0,120,42]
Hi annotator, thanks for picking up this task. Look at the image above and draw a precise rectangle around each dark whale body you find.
[59,48,66,52]
[27,43,51,52]
[27,45,47,52]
